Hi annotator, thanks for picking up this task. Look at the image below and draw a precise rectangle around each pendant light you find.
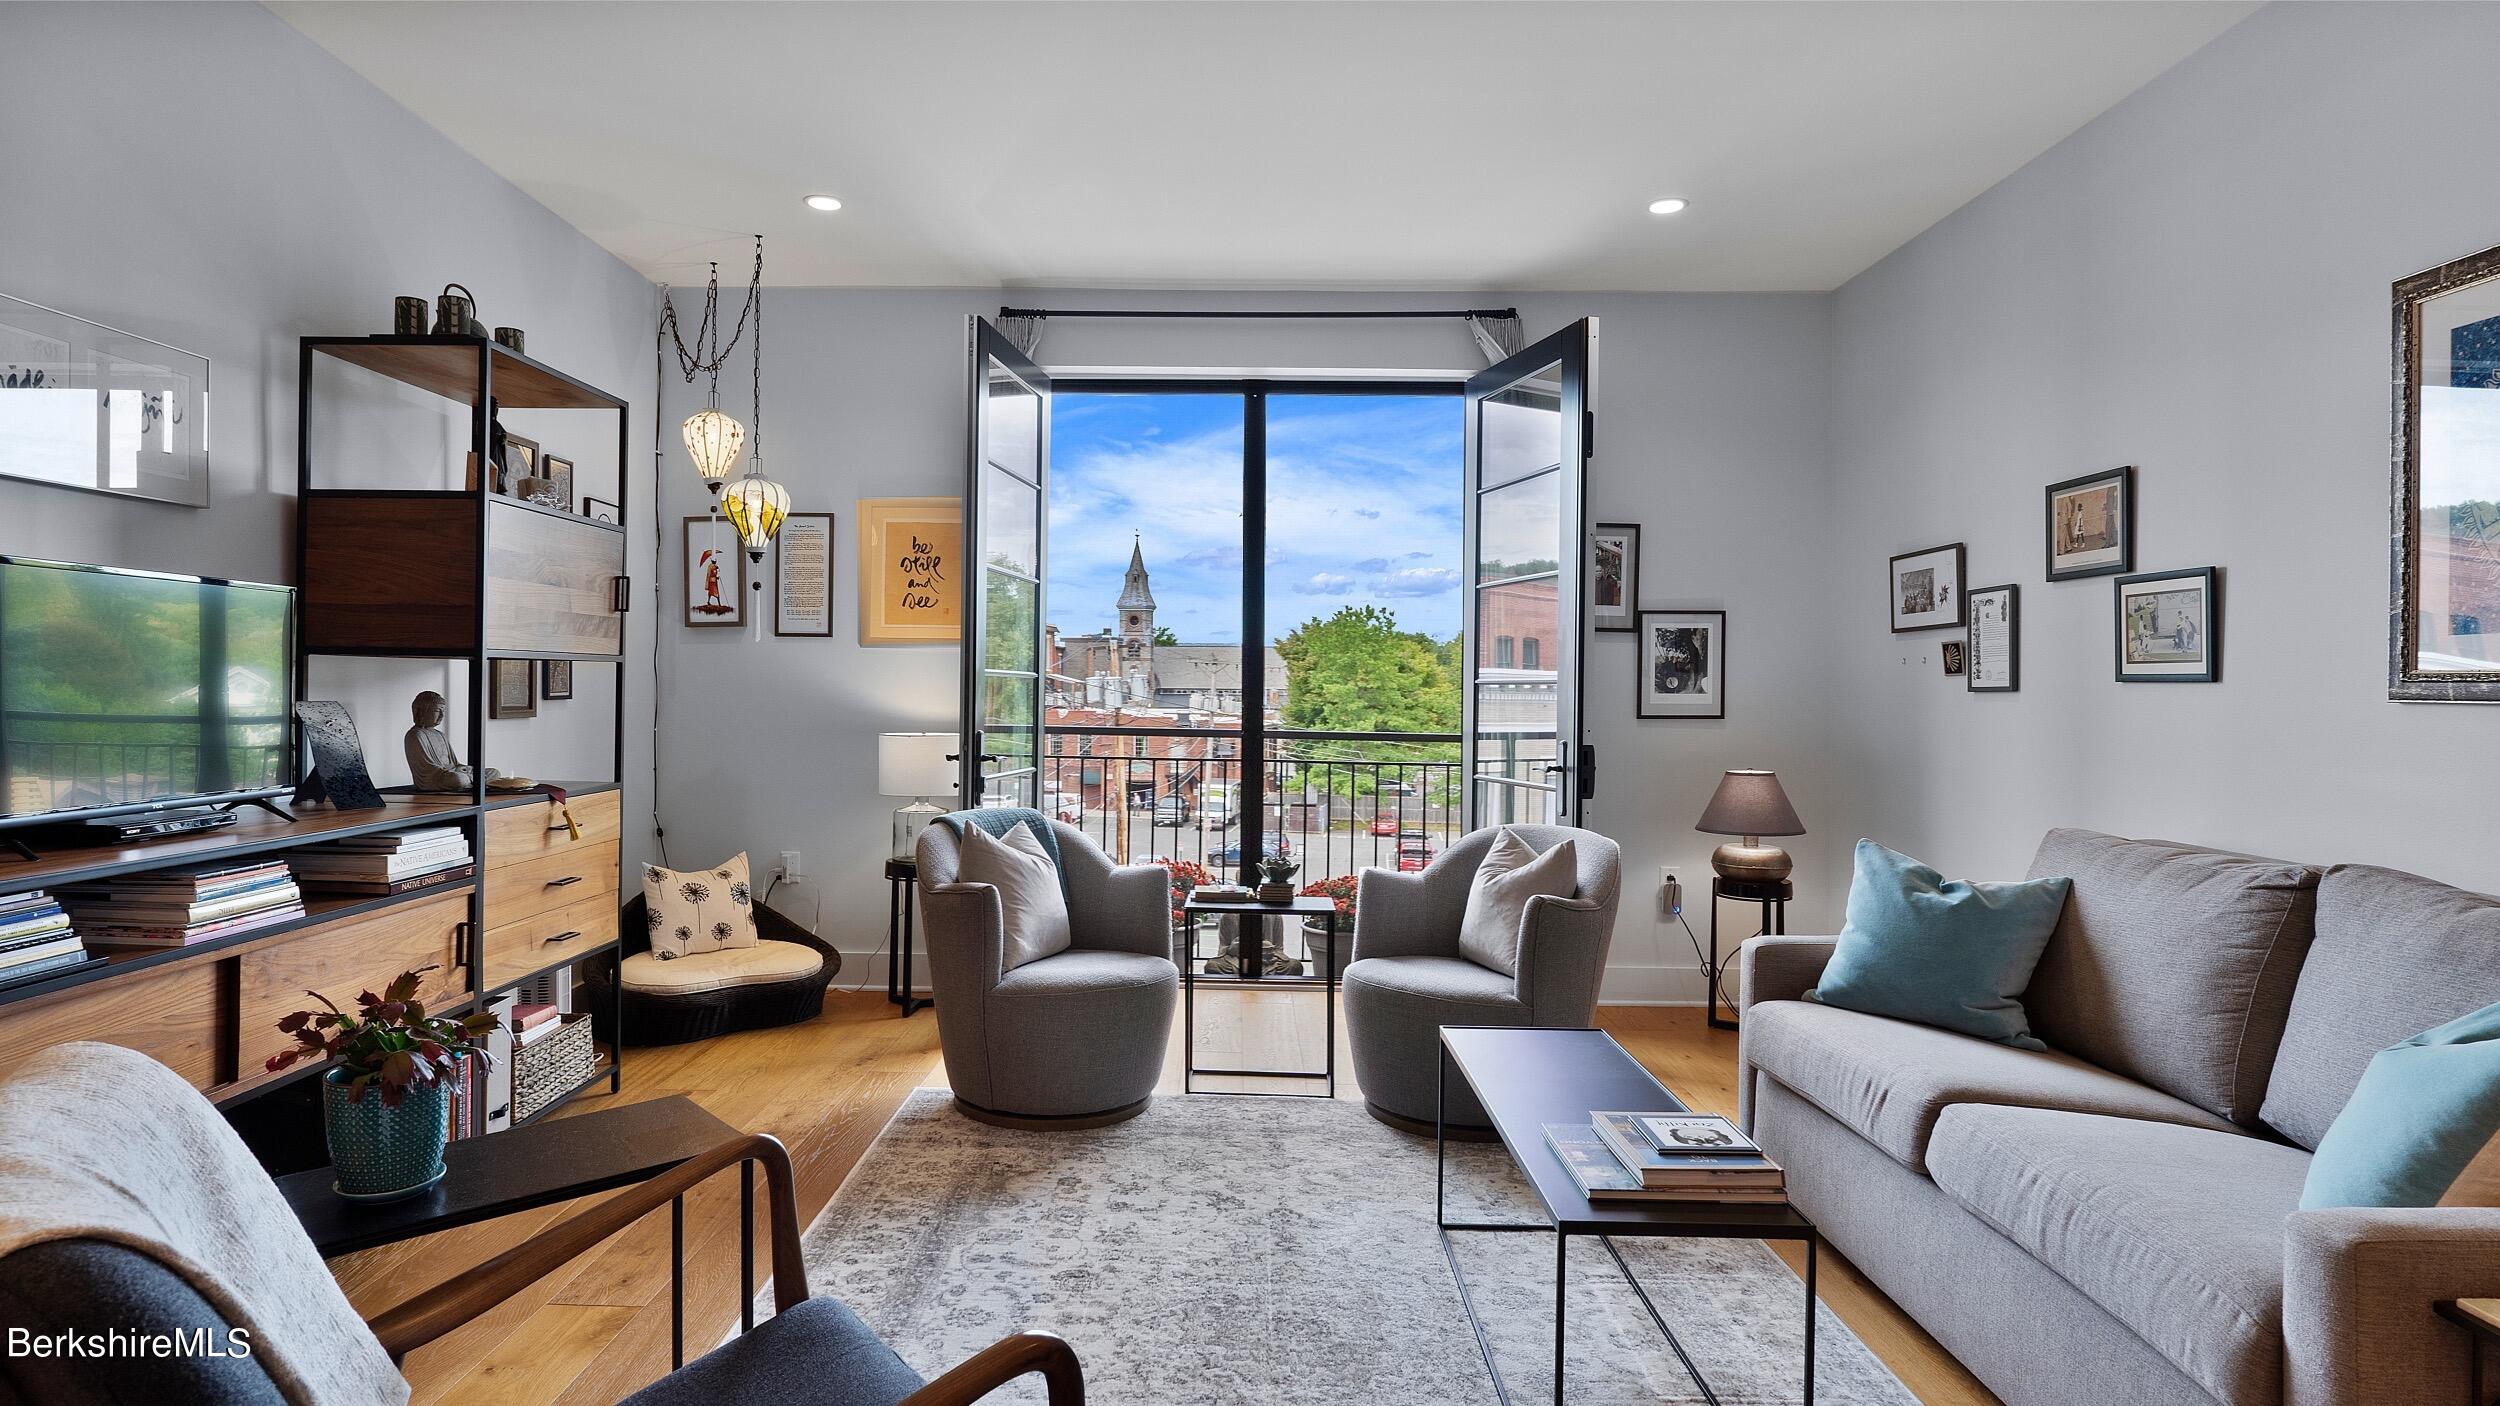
[661,244,763,493]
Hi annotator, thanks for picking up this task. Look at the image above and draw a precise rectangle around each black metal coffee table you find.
[1436,1025,1819,1405]
[1179,894,1340,1096]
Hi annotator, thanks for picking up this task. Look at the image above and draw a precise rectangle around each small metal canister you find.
[492,326,526,355]
[392,296,429,335]
[433,284,478,336]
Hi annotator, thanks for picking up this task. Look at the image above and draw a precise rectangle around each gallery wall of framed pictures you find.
[1878,461,2226,696]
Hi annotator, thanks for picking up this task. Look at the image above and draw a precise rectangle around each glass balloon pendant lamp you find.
[682,404,745,495]
[721,464,789,639]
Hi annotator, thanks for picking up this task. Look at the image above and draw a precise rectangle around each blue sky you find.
[1046,393,1464,645]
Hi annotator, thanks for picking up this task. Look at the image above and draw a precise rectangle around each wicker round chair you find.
[585,896,842,1047]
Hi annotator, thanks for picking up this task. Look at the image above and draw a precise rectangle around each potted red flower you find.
[266,968,501,1202]
[1299,874,1360,978]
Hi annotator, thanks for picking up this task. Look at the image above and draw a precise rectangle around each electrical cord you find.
[1670,907,1741,1025]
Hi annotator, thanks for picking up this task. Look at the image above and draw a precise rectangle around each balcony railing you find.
[3,712,288,814]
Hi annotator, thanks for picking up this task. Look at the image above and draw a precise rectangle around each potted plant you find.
[1159,858,1212,964]
[265,968,502,1202]
[1298,873,1359,978]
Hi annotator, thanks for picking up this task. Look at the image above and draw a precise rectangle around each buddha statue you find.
[405,690,505,792]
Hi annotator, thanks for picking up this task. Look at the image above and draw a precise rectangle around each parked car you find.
[1368,813,1402,837]
[1153,795,1193,826]
[1396,837,1435,872]
[1378,779,1418,797]
[1214,834,1291,867]
[1041,789,1084,824]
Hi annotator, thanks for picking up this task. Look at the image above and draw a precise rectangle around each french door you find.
[959,319,1052,808]
[1461,319,1595,830]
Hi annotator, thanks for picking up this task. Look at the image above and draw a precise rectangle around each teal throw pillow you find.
[1808,839,2071,1049]
[2302,1000,2500,1209]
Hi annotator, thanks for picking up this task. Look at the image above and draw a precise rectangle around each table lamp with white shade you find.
[880,732,958,861]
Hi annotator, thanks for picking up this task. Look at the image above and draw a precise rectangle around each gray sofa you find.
[1737,827,2500,1406]
[917,819,1178,1128]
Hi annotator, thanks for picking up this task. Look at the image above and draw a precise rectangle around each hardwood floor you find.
[329,990,1998,1405]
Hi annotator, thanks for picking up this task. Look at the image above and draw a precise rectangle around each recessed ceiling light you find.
[1648,198,1688,216]
[805,195,843,212]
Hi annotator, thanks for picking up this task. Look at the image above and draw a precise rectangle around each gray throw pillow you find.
[1457,828,1576,977]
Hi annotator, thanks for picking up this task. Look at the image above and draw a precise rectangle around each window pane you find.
[983,463,1038,577]
[984,361,1039,480]
[1478,469,1560,584]
[1478,363,1562,489]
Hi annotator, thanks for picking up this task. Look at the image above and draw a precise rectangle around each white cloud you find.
[1375,566,1460,598]
[1300,572,1358,595]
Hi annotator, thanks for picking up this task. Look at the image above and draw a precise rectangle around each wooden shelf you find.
[0,794,479,896]
[310,336,626,411]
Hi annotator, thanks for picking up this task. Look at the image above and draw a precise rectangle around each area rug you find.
[790,1090,1919,1405]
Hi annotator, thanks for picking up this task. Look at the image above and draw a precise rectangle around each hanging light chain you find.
[658,236,763,409]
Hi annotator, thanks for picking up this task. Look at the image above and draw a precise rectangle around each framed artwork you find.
[1888,542,1965,632]
[487,658,536,718]
[0,291,209,508]
[583,495,620,525]
[1966,583,2019,693]
[774,511,836,637]
[1940,642,1966,676]
[2115,567,2220,683]
[501,433,539,493]
[2392,240,2500,701]
[683,515,747,627]
[1589,523,1640,633]
[540,453,575,511]
[540,658,574,701]
[2046,466,2134,581]
[857,496,962,644]
[1636,609,1725,719]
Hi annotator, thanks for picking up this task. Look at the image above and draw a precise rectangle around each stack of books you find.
[62,862,304,948]
[0,892,88,982]
[1542,1111,1787,1203]
[510,1002,566,1049]
[288,827,474,896]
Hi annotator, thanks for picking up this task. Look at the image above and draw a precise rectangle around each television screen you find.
[0,558,294,824]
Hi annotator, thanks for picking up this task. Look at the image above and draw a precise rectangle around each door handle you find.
[611,575,631,612]
[1579,743,1597,801]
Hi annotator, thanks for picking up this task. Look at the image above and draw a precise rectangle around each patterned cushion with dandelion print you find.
[643,853,761,960]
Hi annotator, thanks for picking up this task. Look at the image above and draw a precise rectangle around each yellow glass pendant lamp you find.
[721,470,790,562]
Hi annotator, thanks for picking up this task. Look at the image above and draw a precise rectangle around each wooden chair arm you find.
[900,1332,1084,1406]
[365,1131,808,1362]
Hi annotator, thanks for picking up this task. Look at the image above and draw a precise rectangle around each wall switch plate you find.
[778,850,803,883]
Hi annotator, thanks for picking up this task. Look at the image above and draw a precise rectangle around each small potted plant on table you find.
[266,969,502,1203]
[1298,873,1359,979]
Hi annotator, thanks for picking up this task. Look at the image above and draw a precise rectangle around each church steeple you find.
[1117,536,1156,611]
[1117,535,1155,669]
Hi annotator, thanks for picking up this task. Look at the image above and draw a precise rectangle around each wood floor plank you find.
[338,991,1994,1406]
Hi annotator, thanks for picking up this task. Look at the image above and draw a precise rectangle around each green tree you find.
[1274,606,1461,800]
[1153,625,1178,646]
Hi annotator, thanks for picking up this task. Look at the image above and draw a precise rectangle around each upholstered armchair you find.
[916,820,1178,1128]
[1342,824,1622,1132]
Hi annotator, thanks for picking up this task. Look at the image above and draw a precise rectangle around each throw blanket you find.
[0,1043,409,1406]
[937,808,1069,897]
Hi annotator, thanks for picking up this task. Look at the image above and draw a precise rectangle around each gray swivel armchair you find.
[917,820,1179,1129]
[1342,824,1622,1133]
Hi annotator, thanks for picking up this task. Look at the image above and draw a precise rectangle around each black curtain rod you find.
[995,307,1518,322]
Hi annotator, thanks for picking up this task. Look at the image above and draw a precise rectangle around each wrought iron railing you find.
[2,711,288,813]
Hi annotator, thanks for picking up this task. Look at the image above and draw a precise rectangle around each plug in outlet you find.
[777,850,803,884]
[1659,866,1683,919]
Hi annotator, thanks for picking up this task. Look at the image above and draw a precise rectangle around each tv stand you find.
[0,836,32,864]
[217,796,297,823]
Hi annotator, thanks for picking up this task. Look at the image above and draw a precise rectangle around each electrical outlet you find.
[1659,866,1683,919]
[778,850,803,884]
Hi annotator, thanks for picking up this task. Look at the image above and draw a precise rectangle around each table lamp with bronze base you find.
[1696,769,1805,884]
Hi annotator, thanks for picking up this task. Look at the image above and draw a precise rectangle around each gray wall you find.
[656,289,1840,999]
[1827,0,2500,894]
[0,3,658,856]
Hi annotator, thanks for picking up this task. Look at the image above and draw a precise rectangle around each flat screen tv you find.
[0,557,295,829]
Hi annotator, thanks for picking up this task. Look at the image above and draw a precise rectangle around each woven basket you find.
[511,1013,597,1123]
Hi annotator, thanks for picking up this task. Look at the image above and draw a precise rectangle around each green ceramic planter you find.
[323,1067,453,1202]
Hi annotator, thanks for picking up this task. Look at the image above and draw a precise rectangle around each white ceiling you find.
[271,1,2256,292]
